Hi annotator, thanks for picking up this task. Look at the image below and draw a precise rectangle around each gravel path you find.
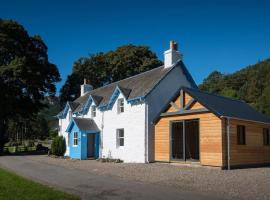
[25,155,270,200]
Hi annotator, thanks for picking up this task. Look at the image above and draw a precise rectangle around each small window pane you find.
[263,128,270,145]
[237,125,246,145]
[118,99,124,113]
[117,129,124,147]
[119,138,124,146]
[119,129,124,137]
[91,106,96,117]
[74,132,78,146]
[69,111,72,121]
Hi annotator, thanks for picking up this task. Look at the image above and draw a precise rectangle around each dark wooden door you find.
[87,134,95,158]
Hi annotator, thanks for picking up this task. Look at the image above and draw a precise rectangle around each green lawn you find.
[0,168,80,200]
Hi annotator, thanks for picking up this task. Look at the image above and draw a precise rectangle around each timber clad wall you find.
[155,113,223,166]
[155,92,224,167]
[225,119,270,166]
[155,90,270,168]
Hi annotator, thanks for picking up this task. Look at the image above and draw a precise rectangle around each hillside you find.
[199,58,270,117]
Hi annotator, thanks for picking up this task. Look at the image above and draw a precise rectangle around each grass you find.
[0,168,80,200]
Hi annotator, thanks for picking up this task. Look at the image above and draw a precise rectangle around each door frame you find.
[169,119,200,162]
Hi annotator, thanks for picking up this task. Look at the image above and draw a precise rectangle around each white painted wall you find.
[58,108,73,156]
[84,92,146,163]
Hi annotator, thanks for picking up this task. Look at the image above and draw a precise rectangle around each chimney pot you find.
[81,79,93,96]
[170,40,178,50]
[164,40,182,68]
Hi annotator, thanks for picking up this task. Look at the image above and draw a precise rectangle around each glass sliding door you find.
[171,121,184,160]
[185,120,199,161]
[170,119,200,162]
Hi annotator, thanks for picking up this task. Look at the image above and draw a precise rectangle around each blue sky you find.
[1,0,270,94]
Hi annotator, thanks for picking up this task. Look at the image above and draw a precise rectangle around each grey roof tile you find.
[73,117,99,131]
[73,64,175,112]
[184,87,270,124]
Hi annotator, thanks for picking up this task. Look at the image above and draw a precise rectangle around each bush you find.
[51,136,66,156]
[24,140,35,147]
[9,140,19,147]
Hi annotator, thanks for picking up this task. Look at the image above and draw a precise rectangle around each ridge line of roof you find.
[78,65,166,98]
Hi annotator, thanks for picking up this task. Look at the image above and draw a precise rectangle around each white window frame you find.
[116,129,124,147]
[73,132,78,146]
[91,105,96,118]
[117,98,124,114]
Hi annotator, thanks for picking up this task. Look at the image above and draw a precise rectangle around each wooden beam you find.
[180,89,184,110]
[160,108,209,117]
[183,98,196,110]
[170,102,180,111]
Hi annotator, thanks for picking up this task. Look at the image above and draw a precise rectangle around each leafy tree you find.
[0,19,60,152]
[199,71,224,93]
[60,45,162,106]
[199,59,270,116]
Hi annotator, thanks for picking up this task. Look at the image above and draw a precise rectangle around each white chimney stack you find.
[81,78,93,96]
[164,40,182,68]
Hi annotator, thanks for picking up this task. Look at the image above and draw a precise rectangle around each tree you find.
[60,45,162,106]
[199,71,224,93]
[199,59,270,116]
[0,19,60,152]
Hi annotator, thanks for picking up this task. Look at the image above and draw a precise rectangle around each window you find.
[73,132,78,146]
[91,106,96,118]
[237,125,246,145]
[263,128,270,145]
[117,98,124,113]
[69,110,72,121]
[116,129,124,147]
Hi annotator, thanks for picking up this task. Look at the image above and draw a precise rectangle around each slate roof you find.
[69,61,196,113]
[183,87,270,124]
[73,118,99,131]
[68,101,80,111]
[72,65,172,112]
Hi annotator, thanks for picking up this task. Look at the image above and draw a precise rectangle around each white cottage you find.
[57,41,197,163]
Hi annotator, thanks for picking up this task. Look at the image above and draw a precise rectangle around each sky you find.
[1,0,270,94]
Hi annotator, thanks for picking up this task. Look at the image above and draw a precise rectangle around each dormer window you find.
[117,98,124,114]
[69,111,72,121]
[91,105,96,118]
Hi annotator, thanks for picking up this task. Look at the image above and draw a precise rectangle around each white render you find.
[58,41,195,163]
[58,108,72,156]
[84,93,146,162]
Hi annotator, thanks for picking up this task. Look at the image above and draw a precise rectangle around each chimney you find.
[81,78,93,96]
[164,40,182,68]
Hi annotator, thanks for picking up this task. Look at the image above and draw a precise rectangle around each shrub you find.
[51,136,66,156]
[24,140,35,147]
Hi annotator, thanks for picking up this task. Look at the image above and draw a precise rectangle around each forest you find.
[199,58,270,117]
